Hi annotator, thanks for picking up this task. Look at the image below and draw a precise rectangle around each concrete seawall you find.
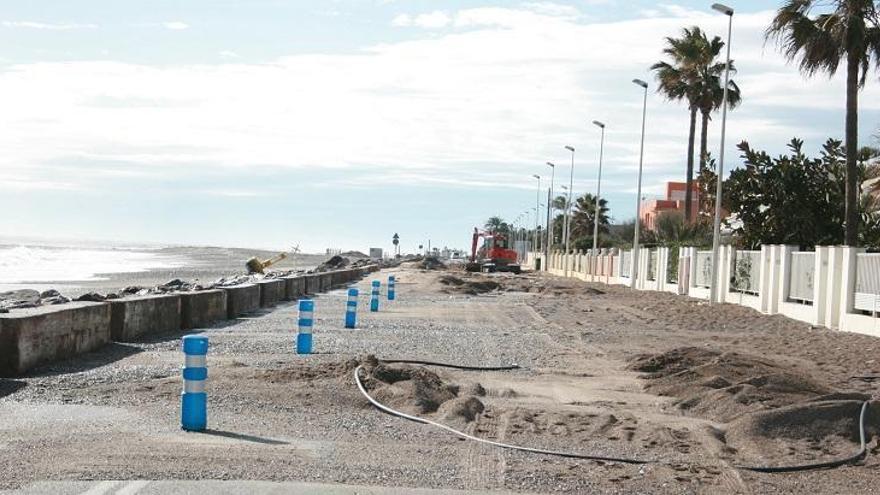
[181,290,228,330]
[283,276,306,301]
[258,279,285,307]
[0,302,111,376]
[0,266,378,376]
[224,284,261,318]
[110,294,182,342]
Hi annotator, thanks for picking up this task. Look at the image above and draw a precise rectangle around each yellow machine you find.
[245,252,288,274]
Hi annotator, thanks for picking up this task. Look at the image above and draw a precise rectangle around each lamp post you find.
[532,174,541,251]
[545,162,555,260]
[631,78,648,289]
[591,121,606,254]
[709,2,734,304]
[563,146,576,271]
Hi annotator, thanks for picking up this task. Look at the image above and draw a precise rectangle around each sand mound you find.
[725,399,878,464]
[419,257,447,270]
[438,275,500,295]
[255,358,362,383]
[629,347,832,422]
[364,364,461,415]
[439,396,485,424]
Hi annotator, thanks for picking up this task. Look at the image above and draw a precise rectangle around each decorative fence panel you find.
[647,250,657,281]
[789,252,815,303]
[732,250,761,295]
[621,250,632,278]
[855,253,880,313]
[694,251,713,288]
[667,249,679,284]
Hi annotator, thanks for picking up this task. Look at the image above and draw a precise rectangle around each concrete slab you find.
[283,276,306,301]
[110,294,182,342]
[223,284,260,318]
[180,290,228,330]
[257,279,285,307]
[0,302,111,376]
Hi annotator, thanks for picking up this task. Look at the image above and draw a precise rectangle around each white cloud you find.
[0,5,877,200]
[162,21,189,30]
[392,11,451,29]
[1,21,98,30]
[218,50,240,59]
[521,2,581,18]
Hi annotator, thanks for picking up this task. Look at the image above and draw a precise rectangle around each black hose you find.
[736,401,869,473]
[379,359,521,371]
[357,360,872,474]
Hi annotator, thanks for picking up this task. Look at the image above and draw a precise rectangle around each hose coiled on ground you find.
[356,359,872,473]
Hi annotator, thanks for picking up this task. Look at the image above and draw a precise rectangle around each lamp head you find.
[712,3,734,15]
[546,162,555,168]
[565,145,575,152]
[532,174,540,179]
[632,78,648,89]
[592,120,605,129]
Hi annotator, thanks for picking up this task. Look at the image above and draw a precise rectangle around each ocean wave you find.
[0,245,185,284]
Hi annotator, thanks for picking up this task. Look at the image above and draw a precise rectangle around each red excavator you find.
[466,227,522,274]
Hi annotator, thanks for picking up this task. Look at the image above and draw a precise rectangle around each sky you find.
[1,0,879,254]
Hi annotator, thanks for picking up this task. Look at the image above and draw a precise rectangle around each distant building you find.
[640,182,700,231]
[369,248,383,259]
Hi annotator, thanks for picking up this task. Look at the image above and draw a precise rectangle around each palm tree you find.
[570,193,610,240]
[767,0,880,246]
[652,27,741,222]
[484,216,508,234]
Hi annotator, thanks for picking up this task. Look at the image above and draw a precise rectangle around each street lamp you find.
[631,78,648,289]
[591,121,606,254]
[532,174,541,252]
[563,146,576,272]
[709,2,733,304]
[545,161,556,260]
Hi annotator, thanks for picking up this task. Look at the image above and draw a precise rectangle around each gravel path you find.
[2,265,880,494]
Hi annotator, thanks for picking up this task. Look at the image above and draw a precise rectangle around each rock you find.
[40,289,61,299]
[75,292,107,303]
[120,286,143,295]
[40,296,70,305]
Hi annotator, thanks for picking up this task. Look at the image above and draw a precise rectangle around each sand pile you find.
[439,275,500,295]
[418,256,447,270]
[361,363,485,425]
[629,347,833,422]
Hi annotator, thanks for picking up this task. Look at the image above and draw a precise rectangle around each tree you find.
[569,193,610,241]
[651,26,740,222]
[725,138,880,248]
[483,217,510,236]
[767,0,880,246]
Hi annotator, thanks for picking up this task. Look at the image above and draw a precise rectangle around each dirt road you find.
[2,265,879,494]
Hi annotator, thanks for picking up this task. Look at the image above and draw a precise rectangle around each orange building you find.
[640,182,700,231]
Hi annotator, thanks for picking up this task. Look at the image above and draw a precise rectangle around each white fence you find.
[789,252,815,304]
[855,253,880,314]
[732,250,761,295]
[528,245,880,338]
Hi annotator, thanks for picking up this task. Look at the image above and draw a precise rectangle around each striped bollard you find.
[345,288,358,329]
[387,275,396,301]
[181,335,208,432]
[370,280,380,312]
[297,299,314,354]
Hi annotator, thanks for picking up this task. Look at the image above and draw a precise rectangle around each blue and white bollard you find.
[297,299,314,354]
[370,280,380,312]
[181,335,208,432]
[345,288,358,329]
[387,275,396,301]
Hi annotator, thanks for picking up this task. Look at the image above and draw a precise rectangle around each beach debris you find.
[0,289,41,311]
[418,256,446,270]
[318,255,349,271]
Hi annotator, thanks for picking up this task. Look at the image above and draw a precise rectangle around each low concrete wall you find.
[0,302,111,376]
[304,274,319,295]
[110,294,182,342]
[224,284,260,318]
[284,276,306,301]
[258,279,285,307]
[180,290,228,330]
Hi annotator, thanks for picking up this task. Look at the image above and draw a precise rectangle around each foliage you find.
[766,0,880,245]
[570,193,610,241]
[724,138,880,248]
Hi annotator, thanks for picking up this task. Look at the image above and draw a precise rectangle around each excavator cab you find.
[467,228,521,274]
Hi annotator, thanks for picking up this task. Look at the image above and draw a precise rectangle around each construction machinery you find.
[245,245,300,274]
[466,227,521,274]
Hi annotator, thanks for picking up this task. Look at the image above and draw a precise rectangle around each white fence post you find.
[824,246,844,329]
[758,245,772,313]
[777,245,796,310]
